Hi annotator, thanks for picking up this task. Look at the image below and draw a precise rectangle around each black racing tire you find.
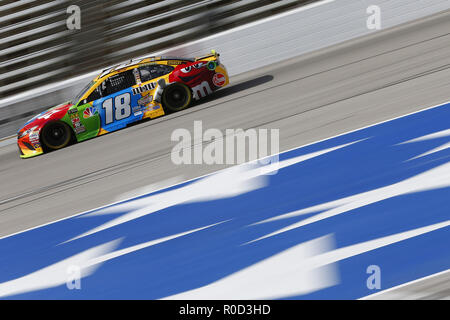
[162,83,192,113]
[41,121,73,151]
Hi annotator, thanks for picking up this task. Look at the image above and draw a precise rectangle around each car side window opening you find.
[102,70,137,96]
[139,65,174,82]
[85,70,137,103]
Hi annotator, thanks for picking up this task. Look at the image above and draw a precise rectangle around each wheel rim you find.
[43,123,69,149]
[165,86,188,110]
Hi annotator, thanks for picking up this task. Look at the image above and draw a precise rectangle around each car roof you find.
[94,56,195,81]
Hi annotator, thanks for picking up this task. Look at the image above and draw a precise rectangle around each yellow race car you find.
[17,50,229,158]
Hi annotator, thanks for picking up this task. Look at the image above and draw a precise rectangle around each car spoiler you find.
[195,50,220,61]
[159,56,195,62]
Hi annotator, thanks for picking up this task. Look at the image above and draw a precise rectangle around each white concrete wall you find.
[160,0,450,75]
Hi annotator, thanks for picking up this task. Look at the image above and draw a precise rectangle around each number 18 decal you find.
[102,93,131,125]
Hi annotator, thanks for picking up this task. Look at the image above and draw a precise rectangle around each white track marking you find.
[164,221,450,300]
[398,128,450,161]
[408,142,450,161]
[0,239,121,298]
[163,234,338,300]
[86,220,226,266]
[0,221,224,298]
[67,140,361,242]
[247,161,450,244]
[400,129,450,144]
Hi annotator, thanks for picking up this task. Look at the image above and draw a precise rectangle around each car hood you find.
[19,102,73,133]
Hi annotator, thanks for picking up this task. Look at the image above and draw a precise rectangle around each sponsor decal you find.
[29,132,40,144]
[132,105,142,116]
[132,82,156,95]
[143,104,161,113]
[83,107,97,119]
[68,108,78,114]
[70,113,86,134]
[144,105,152,113]
[138,95,153,106]
[69,112,79,120]
[75,126,86,134]
[192,81,212,100]
[133,68,141,84]
[213,73,226,87]
[166,60,183,65]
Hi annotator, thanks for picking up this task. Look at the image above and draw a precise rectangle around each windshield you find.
[72,80,96,104]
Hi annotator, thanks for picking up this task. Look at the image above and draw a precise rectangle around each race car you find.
[17,50,229,158]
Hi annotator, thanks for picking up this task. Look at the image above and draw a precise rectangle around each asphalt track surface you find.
[364,270,450,300]
[0,9,449,271]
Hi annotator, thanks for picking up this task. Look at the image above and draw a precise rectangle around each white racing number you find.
[102,93,131,125]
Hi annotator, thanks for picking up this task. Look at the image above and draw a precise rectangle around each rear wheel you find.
[41,121,72,150]
[162,83,192,113]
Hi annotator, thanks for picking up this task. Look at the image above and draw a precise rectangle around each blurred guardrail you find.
[1,0,450,140]
[0,0,313,138]
[0,0,310,99]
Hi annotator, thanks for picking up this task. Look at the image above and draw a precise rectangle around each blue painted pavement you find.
[0,102,449,299]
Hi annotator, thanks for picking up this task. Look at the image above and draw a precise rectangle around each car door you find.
[93,69,142,133]
[67,82,102,141]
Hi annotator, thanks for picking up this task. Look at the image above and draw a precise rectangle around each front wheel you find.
[41,121,73,151]
[162,83,192,113]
